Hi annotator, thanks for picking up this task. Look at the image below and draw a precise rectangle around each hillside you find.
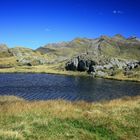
[0,44,13,58]
[37,35,140,60]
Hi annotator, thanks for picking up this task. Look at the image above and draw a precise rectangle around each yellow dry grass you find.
[0,96,140,140]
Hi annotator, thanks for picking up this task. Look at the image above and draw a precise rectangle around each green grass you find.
[0,96,140,140]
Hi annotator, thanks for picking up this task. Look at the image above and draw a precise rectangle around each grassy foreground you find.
[0,96,140,140]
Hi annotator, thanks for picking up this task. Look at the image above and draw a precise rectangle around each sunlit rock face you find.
[0,44,13,57]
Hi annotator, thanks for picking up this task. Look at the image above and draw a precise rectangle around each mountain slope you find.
[37,35,140,61]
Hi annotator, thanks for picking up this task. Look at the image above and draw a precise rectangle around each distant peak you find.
[0,44,9,51]
[113,34,125,39]
[99,35,110,41]
[72,37,91,44]
[73,37,88,41]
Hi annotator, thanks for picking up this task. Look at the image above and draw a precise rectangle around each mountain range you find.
[0,34,140,81]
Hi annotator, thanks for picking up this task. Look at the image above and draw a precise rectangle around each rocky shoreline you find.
[65,55,140,78]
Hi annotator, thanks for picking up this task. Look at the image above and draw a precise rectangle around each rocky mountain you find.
[36,35,140,63]
[0,34,140,79]
[9,47,48,66]
[0,46,48,66]
[37,35,140,60]
[37,35,140,78]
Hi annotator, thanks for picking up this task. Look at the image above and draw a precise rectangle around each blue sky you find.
[0,0,140,49]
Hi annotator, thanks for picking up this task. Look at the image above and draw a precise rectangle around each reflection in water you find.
[0,73,140,102]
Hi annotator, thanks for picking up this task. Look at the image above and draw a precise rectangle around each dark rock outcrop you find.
[77,60,88,71]
[65,57,78,71]
[65,54,140,77]
[65,55,96,72]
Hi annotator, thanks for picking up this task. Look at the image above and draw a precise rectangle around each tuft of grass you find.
[0,130,24,140]
[0,96,140,140]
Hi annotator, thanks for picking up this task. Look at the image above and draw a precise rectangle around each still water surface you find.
[0,73,140,102]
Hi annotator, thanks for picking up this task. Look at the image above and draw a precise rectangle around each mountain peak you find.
[0,44,9,52]
[113,34,125,40]
[98,35,110,42]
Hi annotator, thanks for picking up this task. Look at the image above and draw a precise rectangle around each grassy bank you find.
[0,65,140,82]
[0,96,140,140]
[0,65,88,77]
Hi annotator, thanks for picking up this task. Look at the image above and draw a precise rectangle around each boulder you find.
[65,57,78,71]
[94,65,104,71]
[117,61,126,69]
[86,60,96,67]
[110,58,127,69]
[124,60,140,70]
[65,56,96,72]
[103,64,114,70]
[110,58,118,66]
[77,60,88,71]
[108,70,116,76]
[88,65,95,73]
